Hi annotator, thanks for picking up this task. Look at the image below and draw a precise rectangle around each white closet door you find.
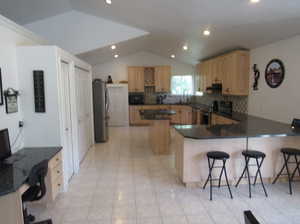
[60,62,74,181]
[75,67,92,162]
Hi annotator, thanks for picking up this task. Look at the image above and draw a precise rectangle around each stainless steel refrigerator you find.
[93,79,109,142]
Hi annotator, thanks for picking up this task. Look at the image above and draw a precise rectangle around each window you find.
[171,75,194,95]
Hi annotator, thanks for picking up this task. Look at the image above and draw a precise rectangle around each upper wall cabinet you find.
[154,66,171,92]
[127,65,171,93]
[198,50,250,96]
[128,66,145,92]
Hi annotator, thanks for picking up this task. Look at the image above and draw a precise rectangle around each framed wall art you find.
[4,88,19,114]
[265,59,285,88]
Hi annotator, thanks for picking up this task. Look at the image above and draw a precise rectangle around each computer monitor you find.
[0,129,12,161]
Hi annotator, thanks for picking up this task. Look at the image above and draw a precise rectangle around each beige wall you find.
[248,35,300,124]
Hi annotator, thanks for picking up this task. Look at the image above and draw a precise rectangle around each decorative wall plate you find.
[265,59,285,88]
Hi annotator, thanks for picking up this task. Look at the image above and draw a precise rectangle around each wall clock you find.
[265,59,285,88]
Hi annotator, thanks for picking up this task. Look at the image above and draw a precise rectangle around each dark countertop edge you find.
[174,132,300,140]
[0,147,62,197]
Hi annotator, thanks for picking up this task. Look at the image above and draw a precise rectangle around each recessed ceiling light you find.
[203,29,211,36]
[114,54,119,58]
[105,0,112,5]
[170,54,176,59]
[111,45,116,50]
[250,0,260,3]
[182,45,188,51]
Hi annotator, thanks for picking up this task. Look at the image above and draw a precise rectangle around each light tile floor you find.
[29,127,300,224]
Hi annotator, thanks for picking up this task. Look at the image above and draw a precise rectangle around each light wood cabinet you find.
[170,105,193,125]
[198,50,249,96]
[129,106,150,125]
[222,51,250,96]
[128,66,145,92]
[155,66,171,92]
[211,113,239,125]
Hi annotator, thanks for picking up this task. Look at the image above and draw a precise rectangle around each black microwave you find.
[129,94,144,105]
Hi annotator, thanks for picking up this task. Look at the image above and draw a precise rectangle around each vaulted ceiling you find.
[1,0,300,65]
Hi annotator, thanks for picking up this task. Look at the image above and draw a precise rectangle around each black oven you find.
[129,94,144,105]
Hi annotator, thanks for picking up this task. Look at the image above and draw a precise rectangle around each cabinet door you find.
[170,106,182,124]
[128,66,145,92]
[155,66,171,92]
[222,51,249,96]
[200,60,213,92]
[180,106,193,125]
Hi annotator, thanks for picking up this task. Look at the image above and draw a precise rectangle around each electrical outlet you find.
[19,121,24,128]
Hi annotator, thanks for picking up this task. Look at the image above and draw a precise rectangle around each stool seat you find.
[242,150,266,158]
[281,148,300,155]
[207,151,230,160]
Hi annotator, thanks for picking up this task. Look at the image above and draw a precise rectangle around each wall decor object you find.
[252,64,260,91]
[4,88,19,114]
[0,68,3,105]
[33,70,46,112]
[265,59,285,88]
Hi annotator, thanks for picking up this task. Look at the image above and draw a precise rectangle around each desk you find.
[0,147,62,224]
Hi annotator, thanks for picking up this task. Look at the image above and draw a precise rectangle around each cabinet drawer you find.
[51,175,63,200]
[50,163,63,181]
[49,152,62,169]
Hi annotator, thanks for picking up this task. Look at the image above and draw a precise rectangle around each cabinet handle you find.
[58,183,61,187]
[56,158,59,161]
[226,88,230,92]
[57,170,60,174]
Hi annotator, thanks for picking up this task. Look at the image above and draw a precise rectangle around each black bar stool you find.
[272,148,300,195]
[235,150,268,198]
[203,151,233,201]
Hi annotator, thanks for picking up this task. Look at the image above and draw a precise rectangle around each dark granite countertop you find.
[174,114,300,139]
[140,109,176,120]
[0,147,62,197]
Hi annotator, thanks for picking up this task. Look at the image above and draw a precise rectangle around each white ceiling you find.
[1,0,300,65]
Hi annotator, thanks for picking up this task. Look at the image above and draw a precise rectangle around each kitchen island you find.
[173,113,300,187]
[140,109,176,154]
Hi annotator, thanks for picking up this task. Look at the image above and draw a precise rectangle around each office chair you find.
[22,159,53,224]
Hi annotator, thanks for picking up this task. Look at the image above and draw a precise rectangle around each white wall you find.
[0,16,40,152]
[248,35,300,124]
[25,10,148,55]
[93,51,195,82]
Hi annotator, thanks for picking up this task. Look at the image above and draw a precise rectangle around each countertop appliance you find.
[206,83,222,93]
[129,93,144,105]
[212,100,219,112]
[219,101,233,115]
[93,79,109,143]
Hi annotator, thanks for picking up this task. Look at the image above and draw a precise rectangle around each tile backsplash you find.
[192,94,248,113]
[145,92,248,114]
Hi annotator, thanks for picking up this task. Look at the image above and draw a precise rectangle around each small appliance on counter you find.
[212,100,219,112]
[206,83,222,93]
[156,94,166,104]
[129,93,144,105]
[219,101,233,115]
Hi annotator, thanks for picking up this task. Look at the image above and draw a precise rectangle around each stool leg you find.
[255,157,268,197]
[291,155,300,181]
[223,159,233,199]
[235,158,248,187]
[218,162,225,188]
[244,157,251,198]
[272,157,286,184]
[283,154,293,195]
[203,158,215,189]
[253,157,264,186]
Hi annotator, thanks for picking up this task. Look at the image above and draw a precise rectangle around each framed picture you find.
[4,88,18,114]
[265,59,285,88]
[0,69,3,105]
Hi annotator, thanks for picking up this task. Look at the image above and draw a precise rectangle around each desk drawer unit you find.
[47,151,63,201]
